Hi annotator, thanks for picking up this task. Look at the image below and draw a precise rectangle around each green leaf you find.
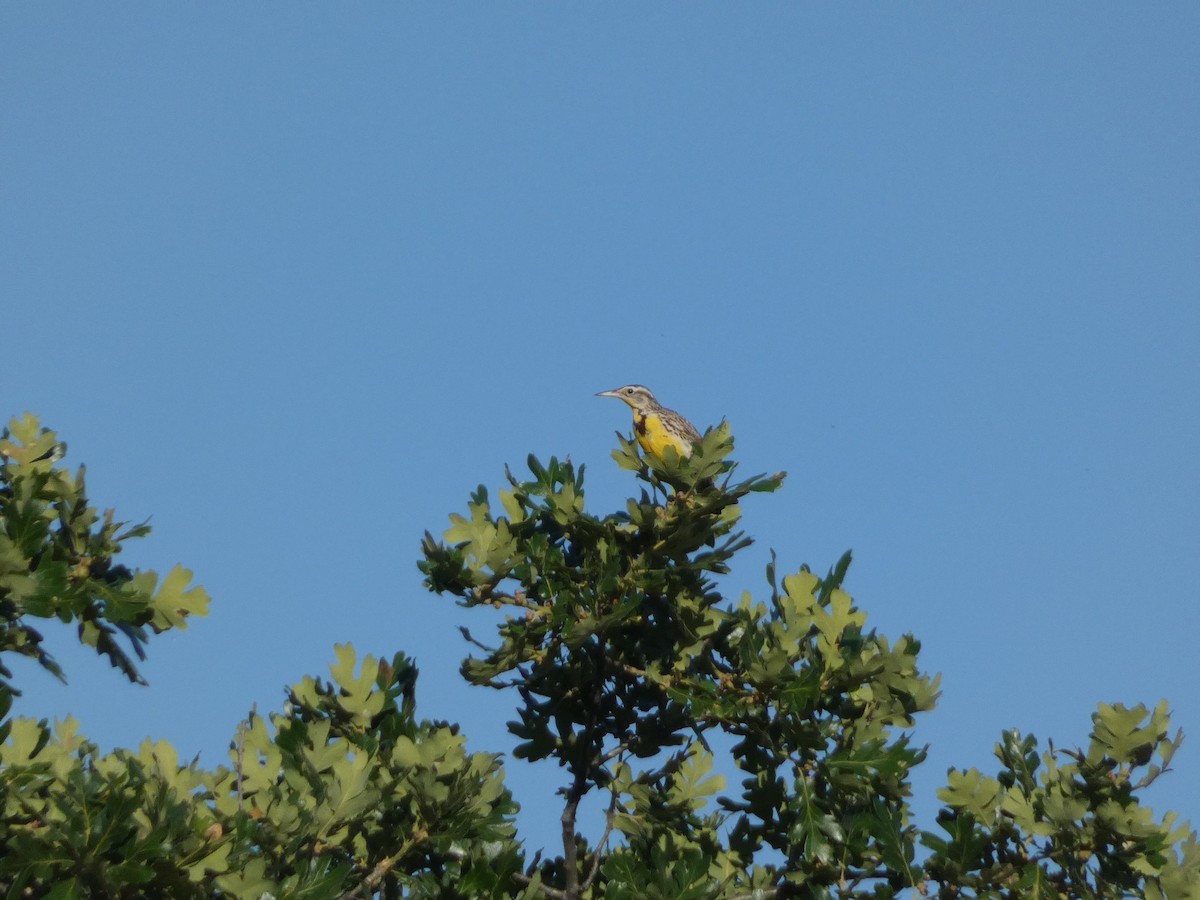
[1089,701,1169,767]
[2,717,50,764]
[45,879,82,900]
[938,768,1002,820]
[143,565,211,630]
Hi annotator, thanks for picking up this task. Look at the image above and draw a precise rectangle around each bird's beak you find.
[596,389,620,398]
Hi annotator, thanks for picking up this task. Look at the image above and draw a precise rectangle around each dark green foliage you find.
[1,414,1196,897]
[421,424,1198,897]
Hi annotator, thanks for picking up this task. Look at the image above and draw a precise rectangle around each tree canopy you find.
[0,413,1195,898]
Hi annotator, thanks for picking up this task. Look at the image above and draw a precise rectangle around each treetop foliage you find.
[417,424,1196,897]
[0,413,1196,898]
[0,413,208,695]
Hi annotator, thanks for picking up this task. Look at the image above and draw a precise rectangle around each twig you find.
[559,644,608,898]
[560,770,587,897]
[458,626,495,653]
[335,827,432,899]
[581,782,621,891]
[235,703,255,812]
[510,871,568,899]
[598,742,630,766]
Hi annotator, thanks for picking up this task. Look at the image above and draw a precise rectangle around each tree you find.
[1,414,1196,897]
[421,428,1197,898]
[0,415,520,898]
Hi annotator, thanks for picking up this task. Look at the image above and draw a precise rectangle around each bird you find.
[596,385,701,459]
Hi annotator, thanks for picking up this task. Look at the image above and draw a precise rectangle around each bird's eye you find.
[625,388,634,394]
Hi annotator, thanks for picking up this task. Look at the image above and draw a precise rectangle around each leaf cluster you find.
[421,428,1198,898]
[0,646,522,898]
[421,430,948,896]
[0,414,208,695]
[929,702,1197,897]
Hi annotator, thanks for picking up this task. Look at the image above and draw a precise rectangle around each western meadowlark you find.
[597,385,701,459]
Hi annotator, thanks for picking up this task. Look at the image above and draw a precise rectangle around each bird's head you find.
[596,384,658,413]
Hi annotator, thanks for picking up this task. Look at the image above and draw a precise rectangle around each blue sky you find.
[4,5,1198,860]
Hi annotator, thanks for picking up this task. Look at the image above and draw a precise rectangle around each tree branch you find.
[559,644,608,898]
[582,781,621,891]
[560,772,586,898]
[510,871,568,899]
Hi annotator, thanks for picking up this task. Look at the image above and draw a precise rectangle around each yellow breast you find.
[635,413,693,459]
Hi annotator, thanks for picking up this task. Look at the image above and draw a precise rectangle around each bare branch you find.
[560,773,585,897]
[582,782,621,891]
[598,741,629,766]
